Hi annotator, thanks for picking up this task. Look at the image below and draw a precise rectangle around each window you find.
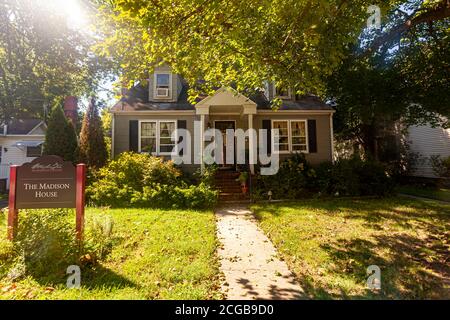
[140,121,176,155]
[273,121,290,153]
[272,120,308,153]
[140,122,157,153]
[275,85,291,99]
[0,146,2,163]
[154,73,171,98]
[159,121,176,153]
[291,121,308,152]
[26,145,42,157]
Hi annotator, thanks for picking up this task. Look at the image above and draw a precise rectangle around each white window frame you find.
[153,72,172,100]
[138,120,177,156]
[271,119,309,154]
[273,85,292,100]
[26,145,43,158]
[290,120,309,154]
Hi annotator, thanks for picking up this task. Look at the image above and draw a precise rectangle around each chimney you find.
[64,96,78,126]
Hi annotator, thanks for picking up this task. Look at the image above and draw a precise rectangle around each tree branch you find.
[367,0,450,53]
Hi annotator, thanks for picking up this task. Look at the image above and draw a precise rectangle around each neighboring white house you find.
[407,124,450,178]
[0,119,46,188]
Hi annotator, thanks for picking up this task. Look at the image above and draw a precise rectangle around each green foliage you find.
[0,0,112,122]
[42,104,78,162]
[254,153,317,199]
[79,98,109,169]
[430,155,450,178]
[254,154,393,199]
[95,0,394,98]
[314,157,394,197]
[327,0,449,158]
[131,183,218,210]
[87,152,218,209]
[0,208,114,282]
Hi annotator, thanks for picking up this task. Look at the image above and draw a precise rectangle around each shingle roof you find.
[6,119,43,135]
[111,83,333,112]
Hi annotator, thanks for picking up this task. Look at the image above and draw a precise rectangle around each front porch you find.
[195,87,258,175]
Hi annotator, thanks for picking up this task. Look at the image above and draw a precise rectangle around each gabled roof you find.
[111,83,333,112]
[5,119,46,135]
[196,87,256,107]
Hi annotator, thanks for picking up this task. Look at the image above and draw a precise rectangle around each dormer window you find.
[275,85,291,100]
[154,72,172,99]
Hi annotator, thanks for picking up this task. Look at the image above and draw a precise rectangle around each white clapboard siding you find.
[407,125,450,178]
[0,136,44,184]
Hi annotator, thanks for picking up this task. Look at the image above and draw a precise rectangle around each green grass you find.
[397,185,450,202]
[251,197,450,299]
[0,208,222,300]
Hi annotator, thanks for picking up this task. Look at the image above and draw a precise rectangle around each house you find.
[407,123,450,178]
[0,97,78,191]
[0,119,46,190]
[110,66,335,175]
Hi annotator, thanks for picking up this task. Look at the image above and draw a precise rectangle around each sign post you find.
[76,164,86,242]
[6,156,86,242]
[7,166,19,241]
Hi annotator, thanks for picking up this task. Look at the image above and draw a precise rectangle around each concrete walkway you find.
[216,205,303,300]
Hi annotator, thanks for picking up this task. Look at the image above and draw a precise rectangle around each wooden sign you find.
[8,156,86,241]
[16,156,76,209]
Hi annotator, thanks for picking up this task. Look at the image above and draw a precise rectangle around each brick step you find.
[219,189,243,194]
[215,182,241,187]
[219,193,250,201]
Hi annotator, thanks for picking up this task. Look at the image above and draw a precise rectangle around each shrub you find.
[253,155,393,200]
[43,104,78,162]
[314,157,394,197]
[0,208,114,282]
[253,153,317,200]
[87,152,218,209]
[131,183,218,209]
[87,152,182,207]
[430,155,450,178]
[78,98,109,169]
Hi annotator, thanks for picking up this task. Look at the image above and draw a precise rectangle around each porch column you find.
[243,104,257,175]
[200,114,205,173]
[248,113,255,175]
[196,104,210,174]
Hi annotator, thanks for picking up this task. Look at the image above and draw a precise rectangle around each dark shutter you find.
[262,120,272,154]
[177,120,187,156]
[129,120,139,152]
[307,119,317,153]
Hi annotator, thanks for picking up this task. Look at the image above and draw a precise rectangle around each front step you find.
[215,171,249,202]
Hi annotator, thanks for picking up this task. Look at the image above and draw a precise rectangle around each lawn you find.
[397,185,450,202]
[251,197,450,299]
[0,208,222,300]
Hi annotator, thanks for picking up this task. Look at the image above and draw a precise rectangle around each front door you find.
[214,121,236,169]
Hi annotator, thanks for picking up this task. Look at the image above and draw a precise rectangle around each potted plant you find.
[237,171,249,194]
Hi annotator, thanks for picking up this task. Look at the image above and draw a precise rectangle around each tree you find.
[95,0,400,99]
[0,0,113,122]
[79,98,109,168]
[43,104,78,162]
[327,0,449,158]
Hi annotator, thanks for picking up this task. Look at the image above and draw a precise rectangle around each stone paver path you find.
[216,205,304,300]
